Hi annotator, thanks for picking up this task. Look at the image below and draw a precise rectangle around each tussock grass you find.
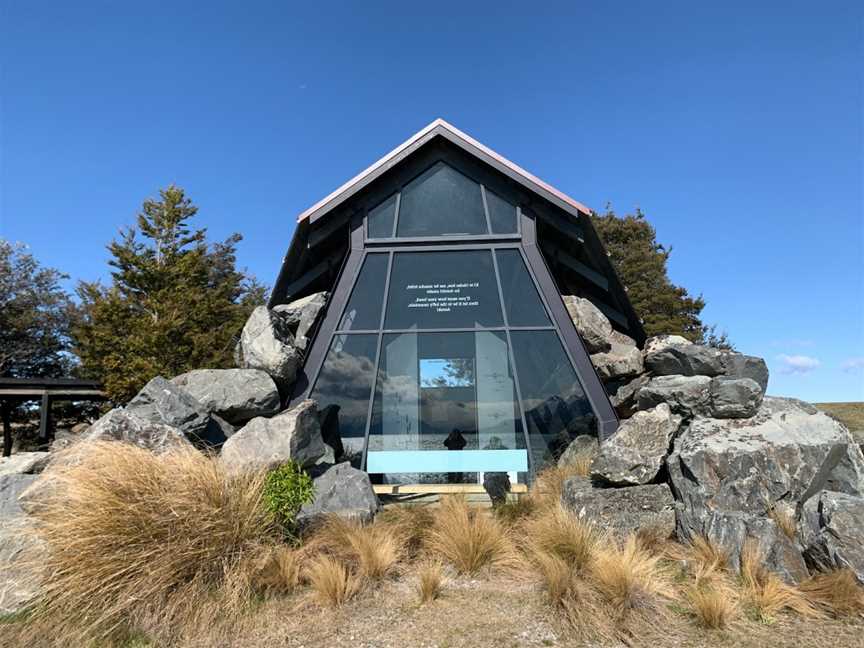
[492,495,536,525]
[738,541,820,622]
[425,495,521,574]
[21,441,277,645]
[305,555,359,607]
[590,535,673,614]
[799,569,864,618]
[376,505,434,556]
[239,544,302,597]
[687,583,736,629]
[416,562,445,604]
[303,515,401,581]
[523,504,603,571]
[526,463,585,511]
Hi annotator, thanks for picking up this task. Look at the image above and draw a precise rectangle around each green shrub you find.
[263,461,315,535]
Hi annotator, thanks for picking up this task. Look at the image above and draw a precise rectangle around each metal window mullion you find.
[391,192,401,238]
[334,325,556,335]
[490,248,536,481]
[360,251,394,471]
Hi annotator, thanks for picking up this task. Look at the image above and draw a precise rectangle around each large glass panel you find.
[366,331,527,484]
[396,162,488,237]
[367,194,397,238]
[495,249,551,327]
[509,330,596,471]
[338,253,388,331]
[384,250,503,329]
[309,334,379,467]
[486,188,518,234]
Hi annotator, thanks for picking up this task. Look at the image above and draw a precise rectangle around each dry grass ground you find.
[816,402,864,445]
[3,443,864,648]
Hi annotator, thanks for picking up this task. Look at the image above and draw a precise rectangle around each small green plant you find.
[263,461,315,535]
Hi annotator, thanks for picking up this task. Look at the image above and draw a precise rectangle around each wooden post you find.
[2,401,11,458]
[39,392,51,446]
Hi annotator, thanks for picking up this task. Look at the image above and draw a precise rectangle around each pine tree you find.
[73,186,266,402]
[590,207,709,342]
[0,240,75,378]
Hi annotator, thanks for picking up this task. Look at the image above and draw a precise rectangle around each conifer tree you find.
[73,186,266,401]
[590,207,709,342]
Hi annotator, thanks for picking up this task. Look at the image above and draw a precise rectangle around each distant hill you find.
[815,402,864,446]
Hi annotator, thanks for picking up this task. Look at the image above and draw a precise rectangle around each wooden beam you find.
[372,483,528,495]
[308,212,350,249]
[596,301,630,328]
[0,388,105,398]
[282,249,344,301]
[38,393,50,444]
[537,210,585,244]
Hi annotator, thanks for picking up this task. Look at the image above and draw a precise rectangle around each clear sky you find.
[1,1,862,402]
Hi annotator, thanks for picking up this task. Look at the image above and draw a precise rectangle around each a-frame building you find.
[271,119,644,487]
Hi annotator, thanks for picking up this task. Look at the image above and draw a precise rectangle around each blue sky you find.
[1,1,862,402]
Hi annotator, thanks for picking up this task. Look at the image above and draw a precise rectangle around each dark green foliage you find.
[0,240,75,378]
[591,207,726,344]
[263,461,315,535]
[72,186,267,402]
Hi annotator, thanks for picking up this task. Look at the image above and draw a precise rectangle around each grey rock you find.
[236,306,303,385]
[606,374,650,419]
[297,462,380,528]
[720,353,769,393]
[318,404,344,460]
[591,404,681,486]
[483,473,511,506]
[667,397,864,519]
[557,434,599,469]
[83,408,195,454]
[609,330,637,347]
[0,515,41,614]
[562,296,612,354]
[0,473,37,519]
[708,376,763,419]
[590,342,644,381]
[126,376,211,442]
[561,477,676,540]
[675,506,809,584]
[220,399,325,473]
[0,452,51,477]
[273,291,328,352]
[171,368,281,425]
[637,375,711,418]
[645,343,725,377]
[643,335,692,357]
[799,491,864,583]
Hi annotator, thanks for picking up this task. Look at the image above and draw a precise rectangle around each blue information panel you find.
[366,449,528,474]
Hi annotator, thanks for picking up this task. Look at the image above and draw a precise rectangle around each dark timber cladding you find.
[272,119,645,486]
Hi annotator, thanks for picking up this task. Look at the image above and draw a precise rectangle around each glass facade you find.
[366,161,518,239]
[308,241,600,484]
[303,159,602,485]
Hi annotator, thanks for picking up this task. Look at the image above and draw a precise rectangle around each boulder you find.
[675,506,809,583]
[799,491,864,583]
[235,306,303,386]
[126,376,211,442]
[636,375,711,418]
[719,353,769,393]
[220,399,325,473]
[590,342,644,381]
[561,477,676,540]
[644,343,724,377]
[606,374,650,419]
[483,472,511,506]
[0,452,51,477]
[297,462,380,528]
[562,296,613,354]
[708,376,763,419]
[668,397,864,518]
[643,335,692,357]
[668,397,864,581]
[591,404,681,486]
[83,408,195,454]
[171,368,281,425]
[272,291,328,351]
[0,473,41,613]
[609,330,637,347]
[557,434,599,469]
